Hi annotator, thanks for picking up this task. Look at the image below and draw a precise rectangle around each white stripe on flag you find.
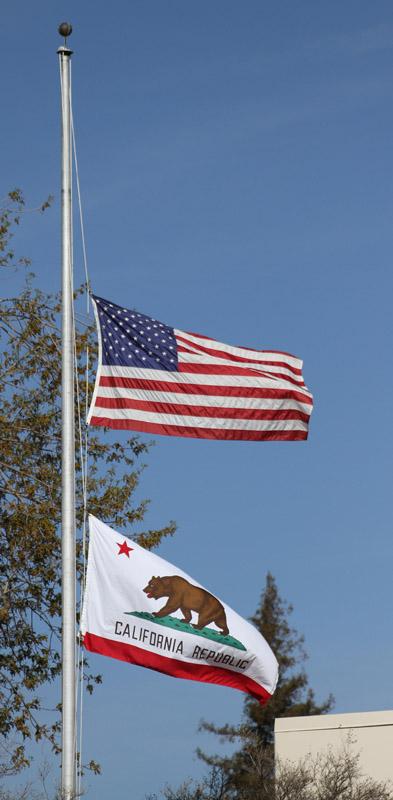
[98,365,313,396]
[177,352,305,382]
[89,406,309,431]
[94,386,313,412]
[175,329,303,368]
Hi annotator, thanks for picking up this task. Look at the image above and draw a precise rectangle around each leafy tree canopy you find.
[0,191,176,774]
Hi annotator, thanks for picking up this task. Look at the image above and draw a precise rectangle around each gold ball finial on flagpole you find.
[58,22,73,46]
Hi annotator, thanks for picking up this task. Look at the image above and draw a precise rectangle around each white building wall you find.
[275,710,393,782]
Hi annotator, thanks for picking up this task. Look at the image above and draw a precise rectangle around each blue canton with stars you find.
[94,296,179,370]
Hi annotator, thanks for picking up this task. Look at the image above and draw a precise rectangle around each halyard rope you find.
[70,67,91,313]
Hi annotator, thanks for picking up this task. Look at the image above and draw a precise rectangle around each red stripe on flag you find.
[94,396,310,423]
[176,338,302,375]
[99,376,313,404]
[181,332,299,358]
[89,415,309,440]
[83,631,271,705]
[177,362,305,386]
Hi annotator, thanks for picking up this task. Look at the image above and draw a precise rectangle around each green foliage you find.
[197,573,333,797]
[0,191,52,271]
[245,572,334,744]
[0,191,176,771]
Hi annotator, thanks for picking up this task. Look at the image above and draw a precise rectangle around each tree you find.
[146,767,228,800]
[275,744,393,800]
[198,573,333,797]
[0,191,176,773]
[151,747,393,800]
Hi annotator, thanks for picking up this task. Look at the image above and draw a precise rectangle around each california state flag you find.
[81,516,278,704]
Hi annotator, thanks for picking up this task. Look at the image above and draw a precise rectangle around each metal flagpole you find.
[58,23,76,800]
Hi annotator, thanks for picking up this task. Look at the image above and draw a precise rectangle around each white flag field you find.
[81,516,279,704]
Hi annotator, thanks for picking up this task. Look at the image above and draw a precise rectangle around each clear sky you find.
[3,2,393,798]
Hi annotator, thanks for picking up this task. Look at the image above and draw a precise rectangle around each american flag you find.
[87,296,313,441]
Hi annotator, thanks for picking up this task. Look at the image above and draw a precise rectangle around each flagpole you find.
[58,23,76,800]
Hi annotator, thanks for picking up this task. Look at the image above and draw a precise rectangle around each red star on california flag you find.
[117,540,133,558]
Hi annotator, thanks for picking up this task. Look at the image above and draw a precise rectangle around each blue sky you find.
[3,2,393,798]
